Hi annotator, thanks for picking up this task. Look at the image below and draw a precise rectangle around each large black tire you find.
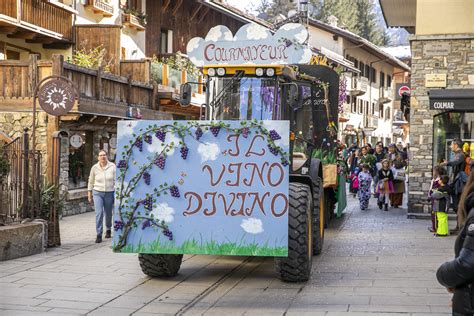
[138,254,183,277]
[275,183,313,282]
[313,177,325,255]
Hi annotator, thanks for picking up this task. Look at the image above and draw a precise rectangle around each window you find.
[351,97,356,113]
[385,107,391,120]
[371,67,376,83]
[379,103,384,118]
[365,65,370,80]
[160,29,173,54]
[359,62,365,78]
[372,102,375,115]
[346,95,350,105]
[380,71,385,88]
[433,113,474,167]
[387,75,392,88]
[69,131,94,189]
[6,50,20,60]
[354,59,359,72]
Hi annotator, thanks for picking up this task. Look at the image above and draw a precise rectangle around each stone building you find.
[380,0,474,213]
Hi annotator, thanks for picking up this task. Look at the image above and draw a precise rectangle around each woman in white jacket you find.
[88,150,116,243]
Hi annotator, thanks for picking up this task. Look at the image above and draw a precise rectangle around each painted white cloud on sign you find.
[151,203,175,223]
[197,142,220,163]
[241,218,264,234]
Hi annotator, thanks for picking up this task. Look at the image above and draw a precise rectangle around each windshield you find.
[209,77,280,120]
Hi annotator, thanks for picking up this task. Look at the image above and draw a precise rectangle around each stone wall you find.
[409,37,474,213]
[0,222,45,261]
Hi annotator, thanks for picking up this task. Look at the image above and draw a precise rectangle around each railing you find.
[0,0,73,41]
[122,12,145,31]
[0,129,42,225]
[0,55,158,114]
[364,115,378,129]
[85,0,114,16]
[349,77,368,95]
[0,1,17,18]
[378,87,392,103]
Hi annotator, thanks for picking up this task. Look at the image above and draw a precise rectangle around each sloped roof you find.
[200,1,272,28]
[275,13,410,71]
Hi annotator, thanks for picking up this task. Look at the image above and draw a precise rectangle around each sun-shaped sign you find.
[38,79,75,116]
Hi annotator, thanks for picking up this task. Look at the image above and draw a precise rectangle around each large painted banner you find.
[113,120,290,256]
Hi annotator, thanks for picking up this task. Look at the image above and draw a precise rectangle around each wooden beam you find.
[172,0,184,16]
[25,37,55,44]
[162,0,171,12]
[190,4,203,21]
[198,7,211,24]
[8,31,37,39]
[0,26,18,34]
[59,114,81,121]
[43,42,72,50]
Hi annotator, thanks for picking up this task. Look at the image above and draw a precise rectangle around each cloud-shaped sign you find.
[186,23,311,67]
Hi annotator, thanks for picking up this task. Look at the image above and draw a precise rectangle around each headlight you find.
[266,68,275,76]
[208,68,216,76]
[217,67,226,76]
[256,68,264,76]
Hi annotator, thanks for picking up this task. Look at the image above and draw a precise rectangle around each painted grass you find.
[115,236,288,257]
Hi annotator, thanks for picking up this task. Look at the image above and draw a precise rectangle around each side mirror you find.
[179,83,192,107]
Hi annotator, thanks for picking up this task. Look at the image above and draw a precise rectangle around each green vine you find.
[114,120,289,251]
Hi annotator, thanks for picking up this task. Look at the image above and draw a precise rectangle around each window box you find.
[122,12,145,31]
[85,0,114,17]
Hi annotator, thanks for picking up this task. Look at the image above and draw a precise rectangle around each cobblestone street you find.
[0,196,456,315]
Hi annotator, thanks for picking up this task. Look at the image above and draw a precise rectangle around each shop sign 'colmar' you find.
[432,101,454,110]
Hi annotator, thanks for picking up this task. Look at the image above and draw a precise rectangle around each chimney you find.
[327,15,338,27]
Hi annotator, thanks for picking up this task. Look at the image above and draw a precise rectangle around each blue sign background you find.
[113,120,289,256]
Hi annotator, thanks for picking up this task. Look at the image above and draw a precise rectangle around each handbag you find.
[393,168,406,181]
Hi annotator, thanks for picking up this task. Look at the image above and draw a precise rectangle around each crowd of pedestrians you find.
[345,141,408,212]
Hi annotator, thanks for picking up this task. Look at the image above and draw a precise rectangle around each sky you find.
[226,0,260,13]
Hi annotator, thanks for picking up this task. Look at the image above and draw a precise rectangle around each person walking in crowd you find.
[389,154,406,208]
[88,150,116,243]
[428,165,448,233]
[357,164,372,211]
[376,159,394,211]
[436,171,474,315]
[441,138,467,234]
[428,174,451,237]
[348,148,360,197]
[386,143,398,162]
[373,144,386,197]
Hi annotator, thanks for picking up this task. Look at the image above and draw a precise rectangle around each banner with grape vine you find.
[113,120,290,256]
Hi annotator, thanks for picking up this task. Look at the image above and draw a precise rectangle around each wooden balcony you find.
[0,0,73,46]
[122,12,145,31]
[84,0,114,17]
[0,55,167,120]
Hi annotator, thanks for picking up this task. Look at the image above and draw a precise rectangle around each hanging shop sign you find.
[187,23,311,66]
[429,89,474,110]
[37,79,76,116]
[395,83,411,100]
[70,134,83,148]
[425,74,447,88]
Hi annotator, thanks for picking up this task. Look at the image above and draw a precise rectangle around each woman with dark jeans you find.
[437,171,474,315]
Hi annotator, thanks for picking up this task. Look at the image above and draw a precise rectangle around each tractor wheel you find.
[275,183,313,282]
[312,177,325,255]
[138,254,183,277]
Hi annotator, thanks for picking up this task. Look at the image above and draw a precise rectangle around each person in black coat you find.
[437,171,474,315]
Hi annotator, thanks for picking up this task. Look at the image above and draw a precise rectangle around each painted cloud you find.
[240,218,264,234]
[186,23,311,67]
[197,142,220,163]
[151,203,175,223]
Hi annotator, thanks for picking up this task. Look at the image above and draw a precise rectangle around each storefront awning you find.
[429,89,474,111]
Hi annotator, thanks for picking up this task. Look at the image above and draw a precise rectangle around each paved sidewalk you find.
[0,196,456,315]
